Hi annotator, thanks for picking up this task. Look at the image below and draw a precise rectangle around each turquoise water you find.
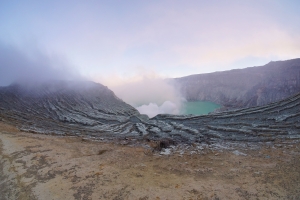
[182,101,221,115]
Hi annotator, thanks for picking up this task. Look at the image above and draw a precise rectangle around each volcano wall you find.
[174,58,300,109]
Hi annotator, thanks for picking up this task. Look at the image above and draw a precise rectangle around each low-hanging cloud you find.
[0,41,81,86]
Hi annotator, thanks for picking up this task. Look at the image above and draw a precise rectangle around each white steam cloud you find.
[102,72,184,118]
[136,101,180,118]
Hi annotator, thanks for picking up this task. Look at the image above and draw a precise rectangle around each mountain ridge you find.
[173,58,300,110]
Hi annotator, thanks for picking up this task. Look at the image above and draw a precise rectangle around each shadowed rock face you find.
[0,80,299,145]
[173,58,300,110]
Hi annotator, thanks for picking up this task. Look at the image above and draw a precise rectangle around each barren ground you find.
[0,122,299,200]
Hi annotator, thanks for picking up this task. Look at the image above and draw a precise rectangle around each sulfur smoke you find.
[110,77,184,118]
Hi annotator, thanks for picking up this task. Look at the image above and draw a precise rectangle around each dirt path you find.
[0,122,299,200]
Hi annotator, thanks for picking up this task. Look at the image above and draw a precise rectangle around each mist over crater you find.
[109,77,185,118]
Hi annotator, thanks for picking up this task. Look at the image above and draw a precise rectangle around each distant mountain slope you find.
[173,58,300,109]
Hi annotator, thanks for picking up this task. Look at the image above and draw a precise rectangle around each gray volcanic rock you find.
[173,58,300,109]
[0,80,140,135]
[0,80,300,146]
[153,92,300,143]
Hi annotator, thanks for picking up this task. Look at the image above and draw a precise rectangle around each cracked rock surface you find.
[1,80,300,146]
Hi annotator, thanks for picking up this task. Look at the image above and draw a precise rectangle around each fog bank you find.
[0,42,81,86]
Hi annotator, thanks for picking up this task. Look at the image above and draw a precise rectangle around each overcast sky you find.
[1,0,300,86]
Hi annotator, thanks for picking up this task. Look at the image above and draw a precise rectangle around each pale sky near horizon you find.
[0,0,300,86]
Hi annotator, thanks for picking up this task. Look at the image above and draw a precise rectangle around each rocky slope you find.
[173,58,300,109]
[0,81,140,136]
[0,80,299,146]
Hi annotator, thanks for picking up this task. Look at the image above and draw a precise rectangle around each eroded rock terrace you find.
[0,80,299,146]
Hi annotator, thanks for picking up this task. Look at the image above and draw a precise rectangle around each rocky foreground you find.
[0,123,300,199]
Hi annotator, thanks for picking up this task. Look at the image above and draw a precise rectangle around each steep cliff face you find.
[174,58,300,109]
